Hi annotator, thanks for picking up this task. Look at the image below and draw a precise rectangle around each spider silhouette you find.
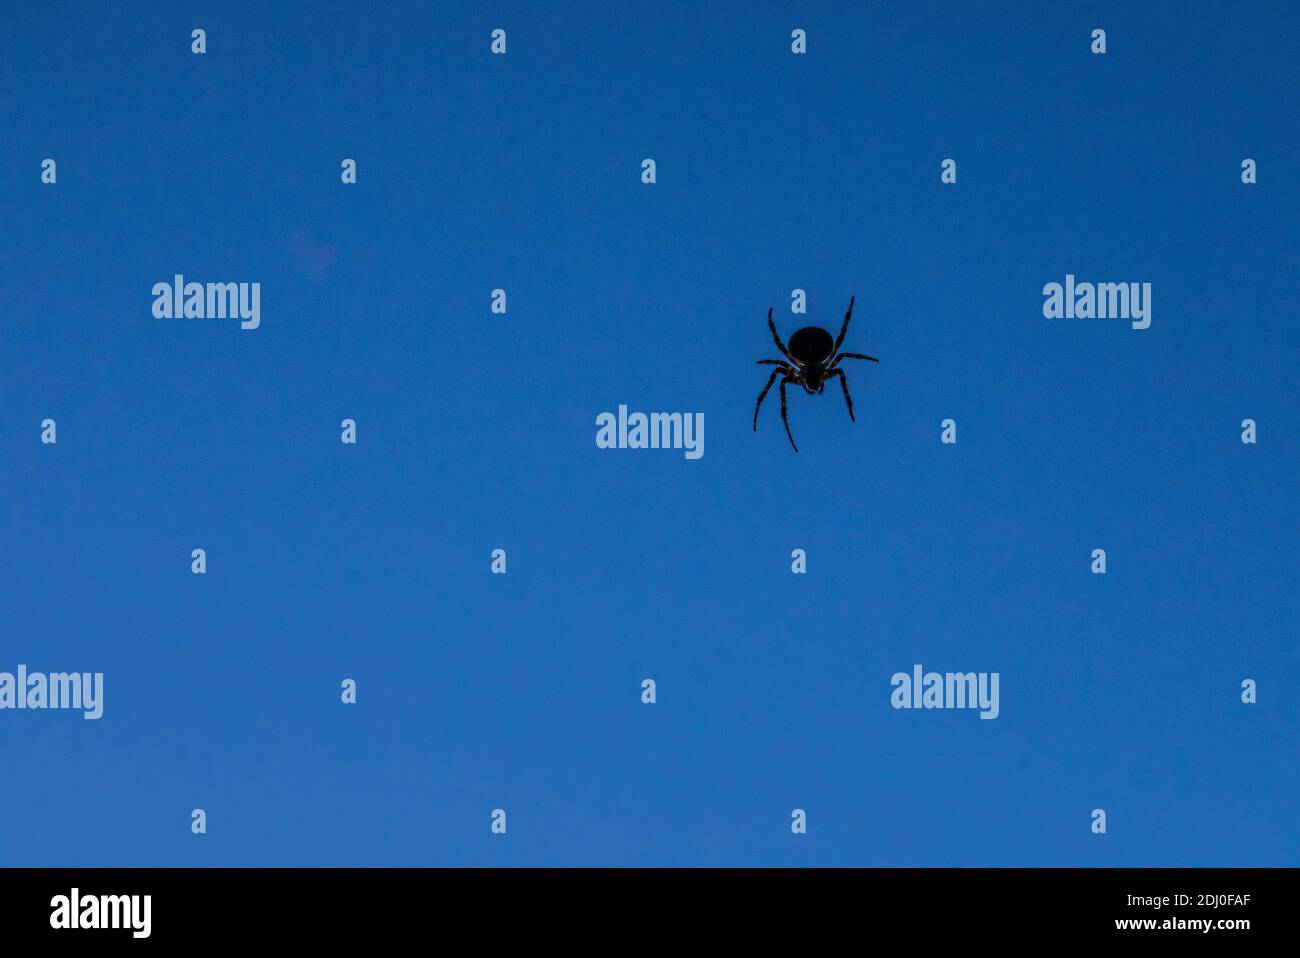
[753,295,878,451]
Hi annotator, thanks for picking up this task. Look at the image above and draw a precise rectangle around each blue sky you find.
[1,1,1296,866]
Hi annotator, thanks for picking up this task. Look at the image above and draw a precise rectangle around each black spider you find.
[753,295,878,451]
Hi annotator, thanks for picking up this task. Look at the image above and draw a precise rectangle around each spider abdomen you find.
[787,326,835,365]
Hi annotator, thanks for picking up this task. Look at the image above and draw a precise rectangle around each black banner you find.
[1,867,1288,944]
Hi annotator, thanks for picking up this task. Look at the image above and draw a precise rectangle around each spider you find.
[753,295,878,451]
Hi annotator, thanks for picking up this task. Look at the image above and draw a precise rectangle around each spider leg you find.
[827,367,855,422]
[768,308,795,363]
[830,351,879,368]
[757,359,795,369]
[833,295,855,354]
[779,377,798,452]
[753,368,782,430]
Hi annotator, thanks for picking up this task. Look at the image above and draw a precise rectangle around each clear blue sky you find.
[1,1,1296,866]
